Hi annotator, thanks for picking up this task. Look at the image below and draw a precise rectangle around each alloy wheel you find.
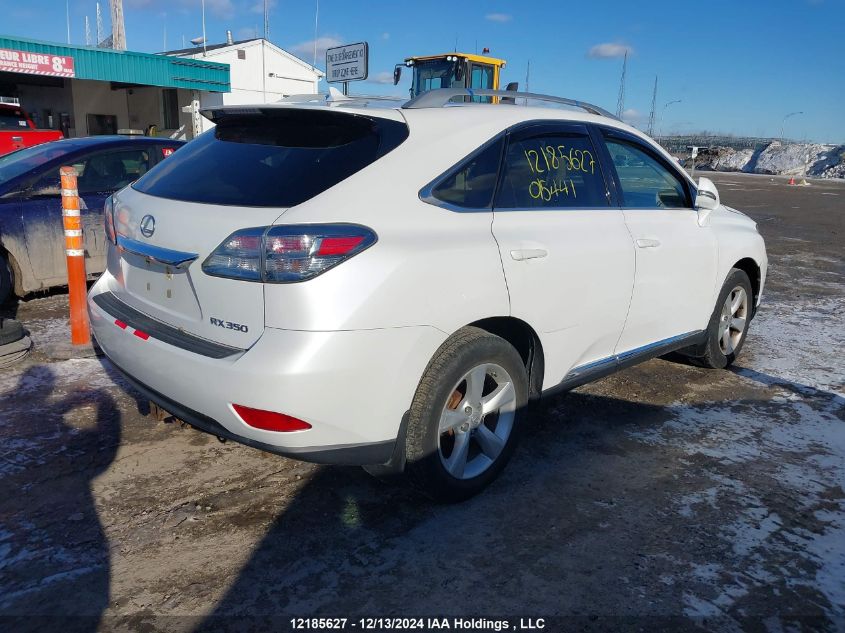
[437,363,516,480]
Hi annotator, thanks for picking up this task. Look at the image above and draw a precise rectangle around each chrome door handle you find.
[510,248,548,261]
[636,238,661,249]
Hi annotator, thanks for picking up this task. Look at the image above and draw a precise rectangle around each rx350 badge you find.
[210,317,248,333]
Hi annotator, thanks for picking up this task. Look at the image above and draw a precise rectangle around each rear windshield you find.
[132,108,409,207]
[0,110,29,129]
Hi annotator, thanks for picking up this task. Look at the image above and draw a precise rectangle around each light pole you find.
[780,111,803,143]
[658,99,681,143]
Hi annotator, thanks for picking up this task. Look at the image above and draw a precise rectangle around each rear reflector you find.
[232,404,312,432]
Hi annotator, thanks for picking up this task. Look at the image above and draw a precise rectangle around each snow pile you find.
[754,141,834,176]
[694,147,754,172]
[691,142,845,178]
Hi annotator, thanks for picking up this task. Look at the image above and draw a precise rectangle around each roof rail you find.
[402,88,619,120]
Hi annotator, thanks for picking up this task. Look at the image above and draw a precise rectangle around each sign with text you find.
[0,48,75,78]
[325,42,368,83]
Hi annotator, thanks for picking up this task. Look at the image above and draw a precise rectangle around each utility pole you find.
[109,0,126,50]
[647,76,658,136]
[313,0,319,67]
[780,111,803,143]
[201,0,207,56]
[615,51,627,119]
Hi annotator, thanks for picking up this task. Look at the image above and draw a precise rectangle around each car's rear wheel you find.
[693,268,753,369]
[404,327,528,502]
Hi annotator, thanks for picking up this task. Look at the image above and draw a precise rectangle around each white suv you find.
[88,89,767,501]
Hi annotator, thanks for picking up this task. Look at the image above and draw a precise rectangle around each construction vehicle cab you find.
[394,53,507,99]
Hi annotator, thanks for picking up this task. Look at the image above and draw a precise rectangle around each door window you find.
[603,136,691,208]
[469,64,494,90]
[28,149,152,196]
[495,130,609,209]
[429,137,503,209]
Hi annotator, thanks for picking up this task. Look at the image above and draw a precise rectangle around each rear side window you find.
[132,109,408,207]
[430,137,503,208]
[496,131,609,209]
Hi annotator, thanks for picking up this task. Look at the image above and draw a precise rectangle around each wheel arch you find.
[732,257,761,315]
[0,241,24,298]
[467,316,544,398]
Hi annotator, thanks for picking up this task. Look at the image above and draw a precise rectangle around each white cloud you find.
[370,71,395,85]
[587,42,634,59]
[290,35,344,62]
[485,13,512,23]
[175,0,235,20]
[236,26,258,40]
[622,108,645,125]
[250,0,277,15]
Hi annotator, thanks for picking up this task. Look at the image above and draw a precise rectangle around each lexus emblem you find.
[139,214,156,238]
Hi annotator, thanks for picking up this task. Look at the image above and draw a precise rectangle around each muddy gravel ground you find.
[0,172,843,632]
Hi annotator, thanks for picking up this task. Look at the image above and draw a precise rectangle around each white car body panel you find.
[615,207,718,353]
[88,97,768,464]
[492,208,635,388]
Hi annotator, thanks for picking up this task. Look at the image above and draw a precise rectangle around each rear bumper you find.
[88,274,446,465]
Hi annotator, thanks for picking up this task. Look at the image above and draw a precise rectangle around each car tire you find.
[692,268,754,369]
[0,254,13,306]
[404,326,528,502]
[0,318,25,346]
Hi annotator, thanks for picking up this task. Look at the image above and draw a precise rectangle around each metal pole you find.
[780,111,803,143]
[201,0,207,56]
[66,0,71,44]
[313,0,319,67]
[343,81,348,96]
[659,99,681,143]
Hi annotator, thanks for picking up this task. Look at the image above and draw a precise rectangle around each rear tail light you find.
[232,404,312,432]
[202,224,376,283]
[104,195,117,244]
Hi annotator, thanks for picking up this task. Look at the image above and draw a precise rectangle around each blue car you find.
[0,136,183,303]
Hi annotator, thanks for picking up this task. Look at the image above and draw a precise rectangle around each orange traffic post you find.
[60,166,91,346]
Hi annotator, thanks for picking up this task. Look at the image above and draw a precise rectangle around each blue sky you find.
[4,0,844,142]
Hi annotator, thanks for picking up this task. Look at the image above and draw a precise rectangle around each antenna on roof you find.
[615,50,627,119]
[263,0,270,40]
[96,3,104,45]
[85,16,92,46]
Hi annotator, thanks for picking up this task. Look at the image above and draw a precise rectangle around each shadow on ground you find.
[0,365,121,632]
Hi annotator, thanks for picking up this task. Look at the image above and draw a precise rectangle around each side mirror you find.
[393,65,402,86]
[694,176,719,225]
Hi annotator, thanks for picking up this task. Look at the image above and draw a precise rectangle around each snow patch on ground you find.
[628,295,845,617]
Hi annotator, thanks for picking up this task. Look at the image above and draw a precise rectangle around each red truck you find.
[0,103,63,157]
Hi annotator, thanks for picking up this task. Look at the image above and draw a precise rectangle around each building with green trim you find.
[0,35,231,139]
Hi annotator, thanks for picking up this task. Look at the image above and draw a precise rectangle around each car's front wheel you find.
[404,327,528,502]
[693,268,753,369]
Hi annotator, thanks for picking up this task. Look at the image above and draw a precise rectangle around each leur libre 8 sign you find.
[325,42,368,83]
[0,48,75,78]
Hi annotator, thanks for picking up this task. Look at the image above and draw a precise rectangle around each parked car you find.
[0,136,184,303]
[0,103,64,157]
[88,89,767,501]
